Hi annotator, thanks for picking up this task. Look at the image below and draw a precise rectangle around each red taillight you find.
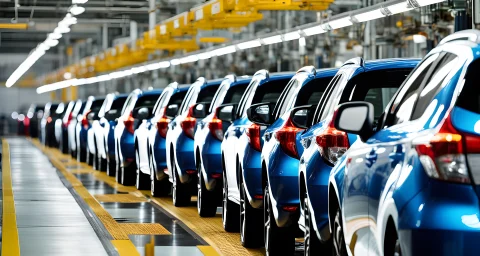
[253,194,263,200]
[274,118,302,159]
[246,123,261,151]
[157,117,170,138]
[209,110,223,141]
[124,112,135,134]
[82,112,89,129]
[211,173,222,179]
[47,117,52,123]
[315,120,349,165]
[415,115,470,184]
[180,106,196,139]
[186,170,196,174]
[63,112,73,127]
[282,205,298,212]
[23,117,30,126]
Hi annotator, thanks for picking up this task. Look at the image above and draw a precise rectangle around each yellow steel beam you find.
[0,23,28,30]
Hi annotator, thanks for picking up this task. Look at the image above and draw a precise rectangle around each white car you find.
[68,100,85,158]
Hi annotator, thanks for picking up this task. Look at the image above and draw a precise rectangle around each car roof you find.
[363,58,421,71]
[141,89,163,96]
[315,67,340,78]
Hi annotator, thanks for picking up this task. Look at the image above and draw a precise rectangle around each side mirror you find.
[216,103,237,122]
[290,105,316,129]
[247,102,275,126]
[165,104,179,118]
[133,107,150,121]
[191,102,211,119]
[333,102,374,142]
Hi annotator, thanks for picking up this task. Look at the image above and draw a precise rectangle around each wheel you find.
[116,162,122,183]
[93,137,99,170]
[107,158,116,177]
[332,208,347,256]
[172,156,191,207]
[240,172,263,248]
[136,157,150,191]
[222,171,239,232]
[100,157,107,172]
[384,226,401,256]
[151,178,171,197]
[264,185,295,255]
[197,159,217,217]
[121,161,136,186]
[304,192,331,255]
[78,147,87,162]
[87,149,94,166]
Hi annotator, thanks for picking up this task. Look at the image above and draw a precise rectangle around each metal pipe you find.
[149,0,156,30]
[3,6,151,13]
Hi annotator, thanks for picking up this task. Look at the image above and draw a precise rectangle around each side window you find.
[121,95,133,115]
[314,74,342,123]
[209,83,229,113]
[384,53,440,126]
[179,86,196,114]
[275,79,300,119]
[411,53,458,120]
[272,79,296,118]
[152,91,167,115]
[237,79,259,116]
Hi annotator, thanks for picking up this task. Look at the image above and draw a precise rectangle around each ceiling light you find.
[299,37,306,47]
[146,63,161,70]
[54,26,70,34]
[96,75,110,82]
[63,72,72,79]
[131,66,147,74]
[302,25,326,36]
[70,5,85,15]
[328,17,353,29]
[262,35,282,45]
[353,9,385,22]
[36,80,72,94]
[283,31,301,41]
[197,52,212,60]
[416,0,446,6]
[213,46,236,56]
[158,61,170,68]
[387,2,412,14]
[85,77,98,84]
[72,0,88,4]
[48,33,62,40]
[170,59,181,66]
[180,55,198,64]
[237,40,262,50]
[45,39,59,47]
[413,34,427,43]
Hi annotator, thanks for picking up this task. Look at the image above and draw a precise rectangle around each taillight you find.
[180,106,196,139]
[157,117,170,138]
[82,112,89,129]
[124,112,135,134]
[415,115,470,184]
[274,118,302,159]
[246,123,261,151]
[209,109,223,141]
[315,121,349,165]
[63,112,73,127]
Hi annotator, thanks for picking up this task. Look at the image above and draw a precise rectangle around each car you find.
[148,84,189,196]
[220,70,294,247]
[48,102,66,147]
[40,103,59,146]
[249,66,338,254]
[56,101,75,154]
[292,58,419,255]
[68,100,85,158]
[102,94,128,177]
[329,30,480,256]
[27,104,44,139]
[16,106,29,136]
[115,89,162,185]
[135,83,189,191]
[90,93,128,172]
[165,77,221,206]
[193,75,251,217]
[76,96,104,163]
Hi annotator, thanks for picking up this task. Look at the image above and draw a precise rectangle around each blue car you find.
[221,70,294,247]
[114,89,162,185]
[293,58,419,255]
[329,30,480,256]
[76,96,104,163]
[254,67,338,254]
[148,83,189,196]
[100,94,128,177]
[194,75,251,217]
[165,77,221,206]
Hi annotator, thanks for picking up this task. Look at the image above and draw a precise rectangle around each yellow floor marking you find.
[111,240,140,255]
[31,140,140,256]
[95,194,148,203]
[119,223,171,235]
[2,139,20,256]
[198,245,221,256]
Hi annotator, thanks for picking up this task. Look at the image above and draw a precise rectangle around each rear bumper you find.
[153,134,168,180]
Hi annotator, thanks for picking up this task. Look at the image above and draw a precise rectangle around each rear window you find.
[295,77,332,106]
[135,95,160,109]
[457,58,480,114]
[91,99,104,113]
[169,91,187,106]
[224,84,248,104]
[198,85,220,103]
[341,69,412,121]
[252,79,288,104]
[111,97,127,110]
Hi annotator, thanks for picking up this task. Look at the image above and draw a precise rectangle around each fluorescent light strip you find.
[237,40,262,50]
[302,25,326,36]
[262,35,282,45]
[354,9,385,22]
[283,31,301,41]
[214,46,236,56]
[328,17,353,29]
[386,2,412,14]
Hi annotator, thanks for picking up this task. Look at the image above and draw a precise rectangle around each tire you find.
[197,159,217,217]
[78,147,87,162]
[222,171,240,232]
[87,149,94,166]
[151,178,171,197]
[107,158,116,177]
[116,162,122,183]
[172,156,191,207]
[332,208,347,256]
[136,168,150,190]
[264,185,295,256]
[240,173,263,248]
[384,226,401,256]
[304,192,331,255]
[121,161,136,186]
[99,157,107,172]
[93,137,99,170]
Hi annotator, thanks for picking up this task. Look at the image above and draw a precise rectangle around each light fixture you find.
[146,63,161,70]
[416,0,446,6]
[96,75,110,82]
[387,2,413,14]
[213,46,236,56]
[299,37,306,47]
[72,0,88,4]
[237,40,262,50]
[353,9,386,22]
[283,31,301,41]
[197,52,212,60]
[328,17,353,29]
[180,55,199,64]
[63,72,72,79]
[48,32,62,40]
[158,61,171,68]
[302,25,326,36]
[45,39,59,47]
[54,26,70,34]
[70,5,86,15]
[131,66,147,74]
[170,59,181,66]
[36,80,72,94]
[261,35,282,45]
[413,34,427,43]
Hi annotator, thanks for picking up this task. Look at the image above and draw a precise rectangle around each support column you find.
[61,88,67,102]
[70,86,77,101]
[102,23,108,50]
[149,0,156,30]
